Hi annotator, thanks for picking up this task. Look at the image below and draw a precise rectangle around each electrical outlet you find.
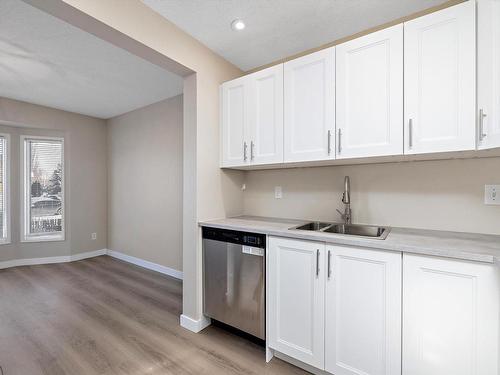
[275,186,283,199]
[485,185,500,205]
[91,233,97,240]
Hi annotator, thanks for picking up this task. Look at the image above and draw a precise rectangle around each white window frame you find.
[0,133,10,245]
[21,135,65,242]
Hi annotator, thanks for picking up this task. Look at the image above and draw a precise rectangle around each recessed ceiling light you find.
[231,19,246,31]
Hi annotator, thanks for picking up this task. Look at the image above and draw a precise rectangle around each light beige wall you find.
[0,97,107,262]
[243,157,500,235]
[107,95,183,271]
[29,0,245,322]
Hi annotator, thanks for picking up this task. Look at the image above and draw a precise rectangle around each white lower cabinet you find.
[403,254,499,375]
[268,238,500,375]
[268,237,402,374]
[325,245,402,375]
[268,237,325,369]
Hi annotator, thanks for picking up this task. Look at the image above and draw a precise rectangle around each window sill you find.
[21,234,65,243]
[0,240,11,246]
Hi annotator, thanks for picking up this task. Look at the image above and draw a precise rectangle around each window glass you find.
[0,137,8,241]
[25,138,63,239]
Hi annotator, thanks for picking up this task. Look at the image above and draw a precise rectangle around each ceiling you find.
[143,0,447,71]
[0,0,183,119]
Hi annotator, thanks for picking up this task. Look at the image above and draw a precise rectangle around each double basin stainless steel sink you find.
[291,221,390,240]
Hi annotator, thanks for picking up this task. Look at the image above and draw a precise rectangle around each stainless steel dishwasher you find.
[202,227,265,339]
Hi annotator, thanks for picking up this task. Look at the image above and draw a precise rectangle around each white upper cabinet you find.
[249,65,284,165]
[221,76,249,167]
[221,1,483,168]
[336,25,404,159]
[325,245,402,375]
[404,1,476,154]
[403,254,499,375]
[284,48,335,162]
[477,0,500,150]
[221,66,284,167]
[268,237,325,369]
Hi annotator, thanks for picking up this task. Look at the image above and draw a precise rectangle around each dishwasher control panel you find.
[202,227,266,248]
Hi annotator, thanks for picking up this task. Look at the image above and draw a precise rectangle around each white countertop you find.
[199,216,500,264]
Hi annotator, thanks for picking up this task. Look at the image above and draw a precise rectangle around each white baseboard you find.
[106,250,183,280]
[0,249,107,270]
[71,249,108,261]
[0,248,184,281]
[180,314,211,333]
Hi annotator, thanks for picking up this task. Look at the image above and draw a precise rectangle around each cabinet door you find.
[249,64,284,165]
[284,48,335,162]
[478,0,500,150]
[268,237,325,369]
[404,1,476,154]
[221,77,249,167]
[325,245,402,375]
[336,25,403,159]
[403,254,499,375]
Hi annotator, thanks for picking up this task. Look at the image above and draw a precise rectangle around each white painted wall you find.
[107,95,183,271]
[243,157,500,235]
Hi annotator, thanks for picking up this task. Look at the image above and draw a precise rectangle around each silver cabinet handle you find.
[316,249,320,277]
[479,109,487,141]
[327,130,332,155]
[338,129,342,154]
[408,119,413,149]
[327,250,332,279]
[243,141,248,162]
[250,141,255,161]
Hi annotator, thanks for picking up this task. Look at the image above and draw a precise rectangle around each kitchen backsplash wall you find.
[242,157,500,235]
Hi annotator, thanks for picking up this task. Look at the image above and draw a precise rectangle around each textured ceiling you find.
[0,0,183,119]
[143,0,447,71]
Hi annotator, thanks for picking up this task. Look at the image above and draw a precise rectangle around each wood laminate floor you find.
[0,255,307,375]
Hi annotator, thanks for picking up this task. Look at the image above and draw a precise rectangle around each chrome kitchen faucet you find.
[336,176,352,224]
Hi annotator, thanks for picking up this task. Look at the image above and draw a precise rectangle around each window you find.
[22,137,64,241]
[0,135,9,243]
